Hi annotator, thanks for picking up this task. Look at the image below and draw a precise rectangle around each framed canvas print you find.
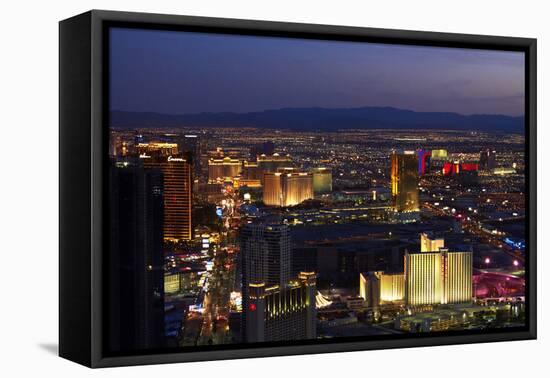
[59,10,537,368]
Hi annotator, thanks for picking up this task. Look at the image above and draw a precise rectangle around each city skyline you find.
[108,126,527,353]
[106,27,527,355]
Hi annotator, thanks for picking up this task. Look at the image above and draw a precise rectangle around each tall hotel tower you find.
[441,250,473,304]
[263,172,284,207]
[142,152,193,242]
[240,224,316,342]
[161,156,193,241]
[405,233,472,306]
[405,249,442,306]
[240,224,291,292]
[390,150,419,212]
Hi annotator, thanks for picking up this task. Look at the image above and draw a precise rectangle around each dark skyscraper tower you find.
[108,161,165,352]
[240,223,291,341]
[391,150,419,212]
[479,148,496,171]
[240,223,317,342]
[177,134,202,178]
[240,224,291,294]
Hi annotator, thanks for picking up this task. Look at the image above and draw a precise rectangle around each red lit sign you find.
[249,303,256,311]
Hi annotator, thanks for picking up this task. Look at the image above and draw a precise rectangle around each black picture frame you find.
[59,9,537,368]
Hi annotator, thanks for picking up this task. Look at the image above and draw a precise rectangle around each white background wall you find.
[0,0,547,376]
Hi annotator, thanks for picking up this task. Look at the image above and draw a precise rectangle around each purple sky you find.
[109,27,525,116]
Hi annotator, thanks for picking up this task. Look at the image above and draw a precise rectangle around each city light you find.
[104,33,527,352]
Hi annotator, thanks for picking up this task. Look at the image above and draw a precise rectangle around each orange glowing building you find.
[263,171,313,207]
[391,150,419,212]
[142,154,193,241]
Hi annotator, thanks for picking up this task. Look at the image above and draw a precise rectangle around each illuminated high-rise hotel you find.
[162,156,193,241]
[240,223,290,339]
[245,272,317,343]
[142,154,193,241]
[391,150,419,212]
[284,172,314,206]
[405,234,472,306]
[240,224,316,342]
[263,172,283,206]
[263,171,313,207]
[240,223,291,291]
[441,251,473,304]
[405,251,442,306]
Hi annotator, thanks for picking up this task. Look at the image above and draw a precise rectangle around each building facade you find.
[380,272,406,302]
[240,223,292,291]
[405,251,442,306]
[240,224,316,342]
[208,156,242,183]
[263,172,284,206]
[390,151,419,212]
[360,271,405,308]
[161,156,193,241]
[405,234,473,306]
[245,272,317,343]
[441,250,473,304]
[142,154,193,241]
[263,171,314,207]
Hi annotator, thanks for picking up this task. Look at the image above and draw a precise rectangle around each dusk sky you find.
[110,27,525,116]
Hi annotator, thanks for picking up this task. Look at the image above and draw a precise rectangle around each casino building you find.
[141,153,193,241]
[263,171,314,207]
[405,233,473,306]
[360,233,473,308]
[208,156,242,183]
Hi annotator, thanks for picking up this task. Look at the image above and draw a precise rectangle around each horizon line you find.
[109,105,525,118]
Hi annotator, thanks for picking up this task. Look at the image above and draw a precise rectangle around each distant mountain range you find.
[110,106,524,134]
